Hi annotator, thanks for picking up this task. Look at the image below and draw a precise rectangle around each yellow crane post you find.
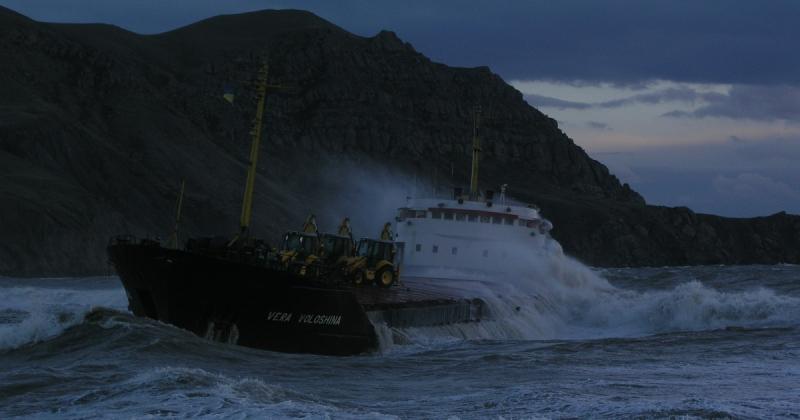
[230,60,286,245]
[469,105,482,199]
[238,63,269,236]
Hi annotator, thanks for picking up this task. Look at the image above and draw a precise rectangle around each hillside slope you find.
[0,7,798,275]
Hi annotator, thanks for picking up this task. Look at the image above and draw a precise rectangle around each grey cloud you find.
[524,94,592,110]
[663,85,800,121]
[529,84,800,123]
[713,172,800,203]
[595,137,800,216]
[526,87,722,111]
[608,166,800,217]
[730,136,800,161]
[598,88,725,108]
[586,121,611,130]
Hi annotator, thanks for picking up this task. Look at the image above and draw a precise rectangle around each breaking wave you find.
[381,252,800,349]
[2,260,799,355]
[55,366,395,419]
[0,279,127,350]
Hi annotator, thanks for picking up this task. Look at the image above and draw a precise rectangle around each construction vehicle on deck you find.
[275,218,398,287]
[275,231,321,276]
[274,217,356,279]
[343,238,399,287]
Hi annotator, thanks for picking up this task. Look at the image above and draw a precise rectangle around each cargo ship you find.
[108,63,558,355]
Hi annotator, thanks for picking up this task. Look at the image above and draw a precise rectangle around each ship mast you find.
[469,105,482,199]
[238,62,270,236]
[229,60,286,245]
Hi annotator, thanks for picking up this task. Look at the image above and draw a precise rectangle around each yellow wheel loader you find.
[275,231,321,277]
[343,239,399,288]
[316,233,356,280]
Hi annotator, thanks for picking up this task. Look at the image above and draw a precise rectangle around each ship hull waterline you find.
[108,243,484,355]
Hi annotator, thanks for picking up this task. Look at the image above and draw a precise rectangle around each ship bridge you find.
[394,196,558,277]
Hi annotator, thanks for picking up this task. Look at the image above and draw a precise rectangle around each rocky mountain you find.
[1,6,798,276]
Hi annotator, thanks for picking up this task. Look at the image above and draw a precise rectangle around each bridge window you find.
[518,219,526,226]
[451,247,458,255]
[504,217,514,225]
[431,210,442,219]
[492,216,502,224]
[468,214,478,222]
[480,215,490,223]
[416,210,427,218]
[444,211,454,220]
[455,212,466,221]
[415,244,421,252]
[432,245,439,253]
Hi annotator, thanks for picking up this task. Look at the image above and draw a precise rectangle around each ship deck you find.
[349,276,484,310]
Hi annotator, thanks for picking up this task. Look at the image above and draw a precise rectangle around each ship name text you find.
[298,314,342,326]
[267,312,342,326]
[267,312,293,322]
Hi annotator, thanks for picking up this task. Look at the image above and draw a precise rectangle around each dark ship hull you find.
[108,239,484,355]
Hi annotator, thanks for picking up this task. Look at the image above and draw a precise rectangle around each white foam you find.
[53,366,399,419]
[381,250,800,347]
[0,279,128,350]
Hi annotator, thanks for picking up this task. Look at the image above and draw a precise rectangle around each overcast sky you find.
[3,0,799,217]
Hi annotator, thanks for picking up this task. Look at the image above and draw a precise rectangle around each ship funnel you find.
[469,105,482,199]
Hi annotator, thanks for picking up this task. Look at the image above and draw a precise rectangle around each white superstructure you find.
[393,106,561,277]
[394,194,561,277]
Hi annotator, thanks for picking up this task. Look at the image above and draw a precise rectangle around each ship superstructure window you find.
[431,210,442,219]
[480,215,490,223]
[432,245,439,253]
[456,212,466,221]
[492,216,502,224]
[400,209,429,219]
[504,217,514,225]
[468,214,478,222]
[415,244,421,252]
[444,211,454,220]
[452,247,458,255]
[518,219,526,226]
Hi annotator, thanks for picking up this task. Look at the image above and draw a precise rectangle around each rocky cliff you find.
[1,7,798,276]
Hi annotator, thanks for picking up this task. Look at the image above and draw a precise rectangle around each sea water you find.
[1,260,798,418]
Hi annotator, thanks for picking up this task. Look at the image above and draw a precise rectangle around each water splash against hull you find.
[378,253,800,350]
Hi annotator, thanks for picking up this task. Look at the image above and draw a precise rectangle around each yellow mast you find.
[469,105,482,199]
[238,62,270,236]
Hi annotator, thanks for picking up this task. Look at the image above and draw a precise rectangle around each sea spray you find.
[377,248,800,349]
[0,280,127,350]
